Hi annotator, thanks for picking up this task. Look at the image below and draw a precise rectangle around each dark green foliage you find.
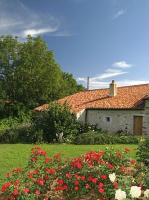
[61,72,84,97]
[0,36,61,108]
[0,35,84,116]
[0,101,28,118]
[74,131,139,145]
[136,137,149,165]
[144,170,149,188]
[0,124,45,144]
[0,112,32,143]
[33,102,79,142]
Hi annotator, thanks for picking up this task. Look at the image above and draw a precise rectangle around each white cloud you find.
[77,77,87,82]
[113,9,126,19]
[0,0,69,38]
[91,68,127,81]
[77,78,149,89]
[112,61,133,68]
[117,80,149,86]
[90,80,149,89]
[78,61,131,84]
[77,68,128,89]
[22,27,59,37]
[51,31,73,37]
[77,60,141,89]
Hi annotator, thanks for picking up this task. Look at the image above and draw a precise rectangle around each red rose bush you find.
[0,146,148,200]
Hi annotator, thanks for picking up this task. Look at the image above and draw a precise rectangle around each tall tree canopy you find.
[0,35,84,109]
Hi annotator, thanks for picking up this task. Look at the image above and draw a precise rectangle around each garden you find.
[0,141,149,200]
[0,36,149,199]
[0,102,149,199]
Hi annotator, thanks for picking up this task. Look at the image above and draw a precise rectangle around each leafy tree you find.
[0,35,64,108]
[61,72,84,97]
[0,36,20,100]
[0,35,84,113]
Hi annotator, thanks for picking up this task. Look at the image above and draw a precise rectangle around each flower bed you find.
[0,146,149,200]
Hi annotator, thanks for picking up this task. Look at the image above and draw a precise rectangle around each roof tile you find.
[34,84,149,113]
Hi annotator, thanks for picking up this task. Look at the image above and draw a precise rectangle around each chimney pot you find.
[110,80,117,96]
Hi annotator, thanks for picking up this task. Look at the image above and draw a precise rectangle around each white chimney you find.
[109,80,117,96]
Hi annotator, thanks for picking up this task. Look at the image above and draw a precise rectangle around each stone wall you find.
[76,109,86,123]
[143,100,149,135]
[84,109,145,134]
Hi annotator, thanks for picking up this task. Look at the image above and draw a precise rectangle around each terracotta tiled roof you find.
[34,84,149,113]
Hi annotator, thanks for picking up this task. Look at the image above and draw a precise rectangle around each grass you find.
[0,144,137,186]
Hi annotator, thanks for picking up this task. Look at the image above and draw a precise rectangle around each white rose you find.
[130,186,141,198]
[109,173,116,183]
[115,189,126,200]
[144,189,149,198]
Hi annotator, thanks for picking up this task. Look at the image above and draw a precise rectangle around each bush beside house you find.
[0,102,148,145]
[74,131,139,145]
[32,102,80,143]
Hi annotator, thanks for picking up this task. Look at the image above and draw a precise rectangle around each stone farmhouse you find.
[35,81,149,135]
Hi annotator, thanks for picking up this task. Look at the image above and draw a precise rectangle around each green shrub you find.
[136,137,149,165]
[144,170,149,188]
[74,131,139,145]
[33,102,79,142]
[0,112,32,143]
[0,125,46,144]
[0,102,28,119]
[79,123,100,133]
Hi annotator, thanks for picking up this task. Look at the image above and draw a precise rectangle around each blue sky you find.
[0,0,149,89]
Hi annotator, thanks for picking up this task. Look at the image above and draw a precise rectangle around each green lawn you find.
[0,144,137,186]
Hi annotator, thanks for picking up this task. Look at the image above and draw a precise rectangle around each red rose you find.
[98,182,104,188]
[107,163,114,169]
[101,175,107,180]
[31,157,37,162]
[80,176,86,181]
[44,157,52,164]
[1,182,11,192]
[74,186,79,191]
[13,189,18,196]
[28,174,33,179]
[113,182,118,189]
[37,149,47,156]
[9,195,15,200]
[37,178,44,186]
[91,177,98,183]
[45,168,56,175]
[98,188,104,193]
[63,184,68,190]
[23,188,30,194]
[85,184,90,189]
[125,148,130,153]
[44,175,49,180]
[57,179,64,185]
[66,172,71,178]
[74,180,79,185]
[130,160,136,165]
[35,190,40,197]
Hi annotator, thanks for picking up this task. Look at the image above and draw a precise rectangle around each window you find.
[106,117,111,122]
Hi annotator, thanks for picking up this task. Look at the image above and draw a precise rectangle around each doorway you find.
[133,116,143,135]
